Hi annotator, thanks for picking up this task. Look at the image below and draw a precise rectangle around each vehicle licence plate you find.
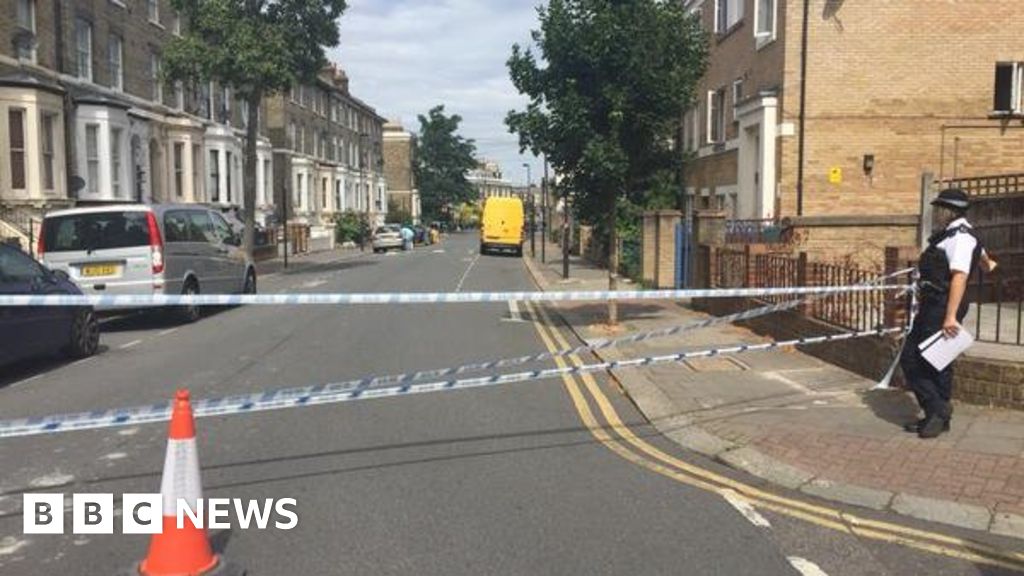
[81,264,118,277]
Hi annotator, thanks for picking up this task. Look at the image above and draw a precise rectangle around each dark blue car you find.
[0,243,99,368]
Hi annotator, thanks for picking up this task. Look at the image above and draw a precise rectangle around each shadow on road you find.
[862,388,920,429]
[273,258,377,277]
[0,344,111,390]
[99,307,231,333]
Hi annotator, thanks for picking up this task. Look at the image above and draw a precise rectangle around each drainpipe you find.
[55,0,76,204]
[795,0,810,216]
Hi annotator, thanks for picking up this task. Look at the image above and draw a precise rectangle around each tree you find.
[164,0,348,258]
[506,0,707,324]
[414,105,478,222]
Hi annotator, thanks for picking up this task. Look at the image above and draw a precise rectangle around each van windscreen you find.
[43,212,152,252]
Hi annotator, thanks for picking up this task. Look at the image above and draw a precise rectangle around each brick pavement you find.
[523,244,1024,536]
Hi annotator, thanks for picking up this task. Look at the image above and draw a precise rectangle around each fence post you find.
[797,252,809,315]
[884,246,918,327]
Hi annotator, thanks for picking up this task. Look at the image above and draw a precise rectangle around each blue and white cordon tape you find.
[0,326,903,439]
[0,283,910,307]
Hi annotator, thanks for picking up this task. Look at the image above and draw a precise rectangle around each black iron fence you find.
[725,219,783,244]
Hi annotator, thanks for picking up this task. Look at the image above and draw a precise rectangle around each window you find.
[0,244,45,283]
[198,82,211,119]
[189,210,217,244]
[172,10,182,35]
[322,178,328,209]
[225,151,232,203]
[263,159,271,204]
[715,0,743,34]
[993,62,1023,114]
[108,34,123,90]
[288,121,296,148]
[209,150,220,202]
[707,88,726,144]
[241,100,249,129]
[8,109,26,190]
[192,145,201,201]
[756,0,776,39]
[76,19,93,80]
[85,124,100,195]
[163,211,191,243]
[111,128,123,198]
[173,81,184,110]
[150,50,163,104]
[221,86,231,124]
[732,79,744,121]
[173,143,184,197]
[15,0,36,61]
[147,0,159,24]
[41,113,55,190]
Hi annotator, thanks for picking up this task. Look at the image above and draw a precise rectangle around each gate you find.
[675,219,692,288]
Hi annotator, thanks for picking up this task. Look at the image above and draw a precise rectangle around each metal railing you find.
[725,219,783,244]
[967,263,1023,346]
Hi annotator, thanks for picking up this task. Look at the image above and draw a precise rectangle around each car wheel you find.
[65,309,100,359]
[243,269,257,294]
[178,280,202,323]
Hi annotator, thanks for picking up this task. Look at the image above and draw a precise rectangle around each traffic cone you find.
[136,389,242,576]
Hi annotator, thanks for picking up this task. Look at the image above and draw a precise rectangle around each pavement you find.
[1,233,1022,575]
[523,241,1024,540]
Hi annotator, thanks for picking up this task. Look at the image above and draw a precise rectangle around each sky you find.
[331,0,544,186]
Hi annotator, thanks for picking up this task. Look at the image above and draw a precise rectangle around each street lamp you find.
[523,163,534,257]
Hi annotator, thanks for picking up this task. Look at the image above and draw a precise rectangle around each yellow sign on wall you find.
[828,167,843,184]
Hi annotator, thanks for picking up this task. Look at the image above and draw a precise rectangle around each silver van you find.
[39,205,256,322]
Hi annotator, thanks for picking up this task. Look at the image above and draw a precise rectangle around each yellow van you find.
[480,197,525,256]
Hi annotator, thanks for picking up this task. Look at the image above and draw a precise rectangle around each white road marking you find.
[119,339,143,350]
[102,452,128,461]
[29,473,74,489]
[300,279,327,289]
[0,536,29,557]
[761,371,815,394]
[432,249,445,253]
[455,254,480,293]
[503,300,524,322]
[787,557,830,576]
[117,427,139,436]
[157,327,178,336]
[721,489,772,528]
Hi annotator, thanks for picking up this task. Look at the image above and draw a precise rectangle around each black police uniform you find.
[899,193,981,436]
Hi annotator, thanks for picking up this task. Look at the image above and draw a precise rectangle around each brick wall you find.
[782,216,918,269]
[687,149,739,194]
[383,134,414,192]
[957,357,1024,410]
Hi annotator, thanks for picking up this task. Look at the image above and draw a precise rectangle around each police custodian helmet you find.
[931,188,970,211]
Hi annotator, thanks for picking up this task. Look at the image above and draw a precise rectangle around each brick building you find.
[682,0,1024,264]
[382,120,419,222]
[0,0,276,239]
[264,65,387,228]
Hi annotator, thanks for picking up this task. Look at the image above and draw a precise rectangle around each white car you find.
[372,225,403,253]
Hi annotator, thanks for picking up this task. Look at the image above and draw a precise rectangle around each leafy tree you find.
[386,198,412,225]
[165,0,348,258]
[506,0,707,323]
[414,106,478,222]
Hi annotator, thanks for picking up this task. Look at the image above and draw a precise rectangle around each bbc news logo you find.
[24,494,298,534]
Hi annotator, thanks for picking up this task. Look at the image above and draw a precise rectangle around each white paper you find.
[919,327,974,371]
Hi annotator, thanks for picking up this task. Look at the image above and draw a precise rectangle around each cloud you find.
[332,0,545,184]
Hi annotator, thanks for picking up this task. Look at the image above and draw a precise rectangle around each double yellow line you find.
[524,300,1024,572]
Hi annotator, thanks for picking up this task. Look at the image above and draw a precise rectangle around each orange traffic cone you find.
[136,390,242,576]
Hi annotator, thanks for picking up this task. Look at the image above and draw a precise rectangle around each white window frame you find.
[150,50,163,104]
[108,34,123,91]
[715,0,743,35]
[192,144,201,201]
[172,10,182,36]
[111,127,123,198]
[173,81,184,110]
[993,62,1023,115]
[76,19,93,81]
[85,124,100,195]
[41,112,56,190]
[754,0,777,48]
[148,0,160,25]
[8,108,27,190]
[173,142,184,198]
[15,0,37,62]
[706,88,726,144]
[732,79,744,121]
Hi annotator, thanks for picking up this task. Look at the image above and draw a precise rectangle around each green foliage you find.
[505,0,708,223]
[414,105,478,222]
[386,198,412,225]
[164,0,348,257]
[334,210,369,244]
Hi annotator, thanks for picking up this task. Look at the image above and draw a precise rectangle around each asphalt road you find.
[0,233,1019,575]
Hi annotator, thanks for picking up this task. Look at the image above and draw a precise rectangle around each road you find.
[0,232,1019,575]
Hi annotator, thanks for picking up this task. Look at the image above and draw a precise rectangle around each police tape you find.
[0,326,904,439]
[0,283,911,307]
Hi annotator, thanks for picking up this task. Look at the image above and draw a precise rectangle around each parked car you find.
[0,243,99,367]
[39,205,257,323]
[372,225,404,253]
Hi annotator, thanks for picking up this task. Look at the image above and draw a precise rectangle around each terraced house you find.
[265,65,387,230]
[682,0,1024,264]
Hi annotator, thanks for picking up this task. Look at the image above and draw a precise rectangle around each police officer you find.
[900,188,982,438]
